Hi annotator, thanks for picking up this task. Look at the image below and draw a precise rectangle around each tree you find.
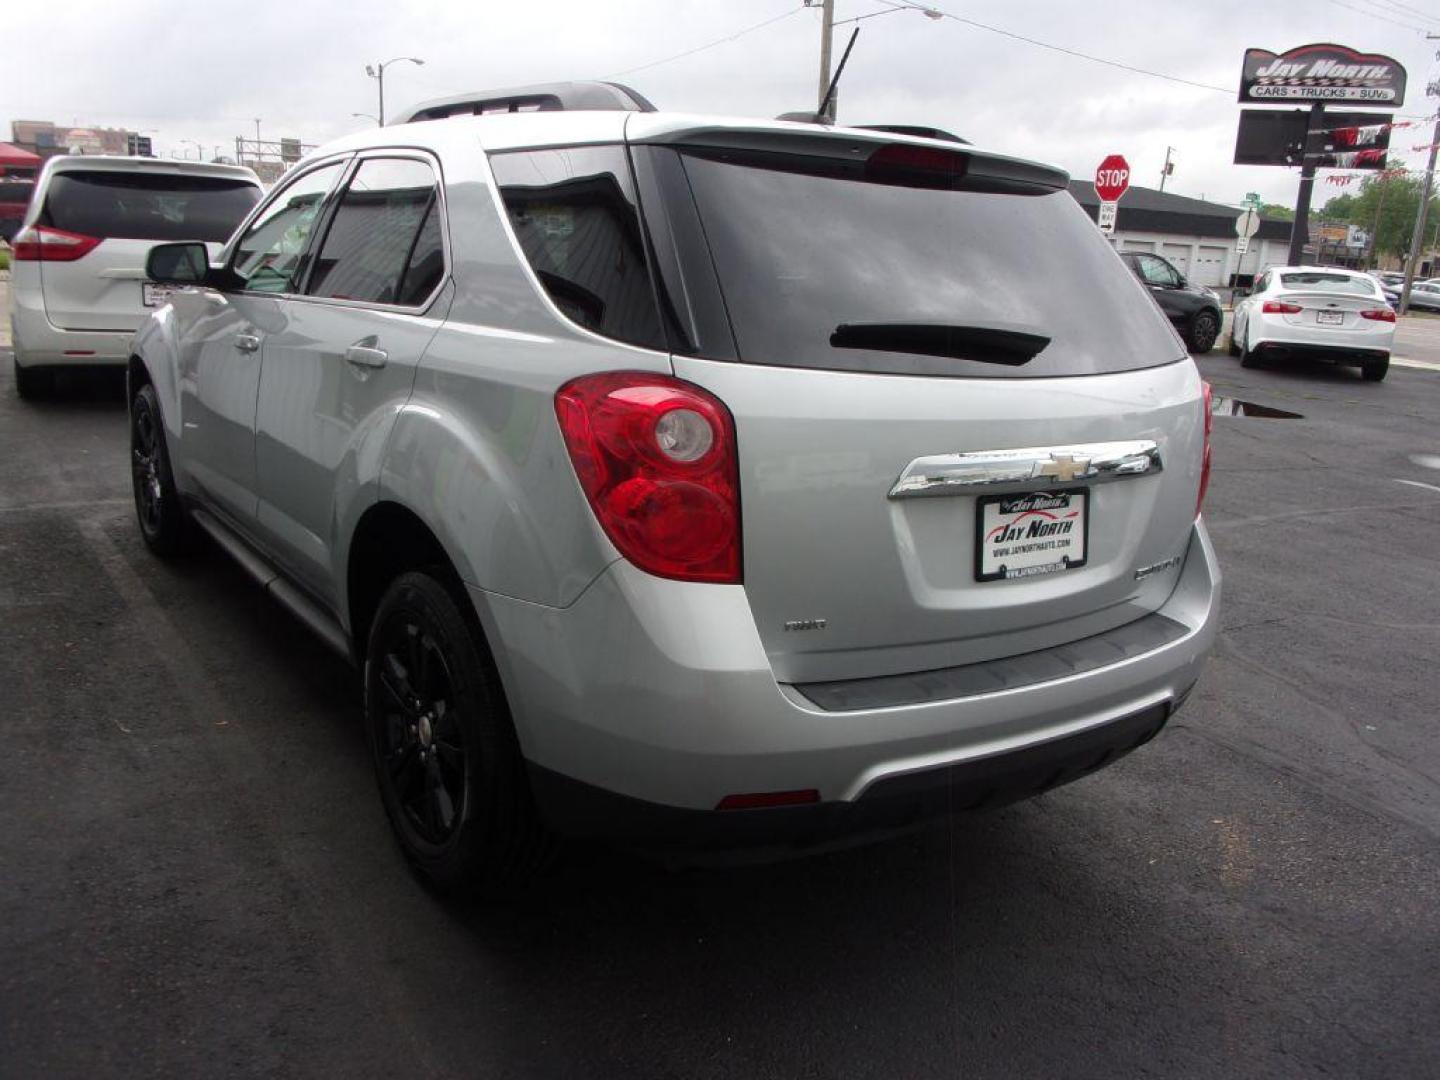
[1318,174,1440,259]
[1259,202,1295,221]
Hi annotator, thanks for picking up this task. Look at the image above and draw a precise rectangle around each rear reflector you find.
[11,225,102,262]
[716,789,821,811]
[1197,381,1213,518]
[1261,300,1303,315]
[1360,309,1396,322]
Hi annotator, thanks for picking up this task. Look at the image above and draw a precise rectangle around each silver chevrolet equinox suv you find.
[131,82,1220,891]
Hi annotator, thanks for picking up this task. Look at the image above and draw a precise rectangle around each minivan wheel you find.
[130,382,191,556]
[1187,310,1220,354]
[1361,355,1389,382]
[364,571,547,895]
[13,357,52,400]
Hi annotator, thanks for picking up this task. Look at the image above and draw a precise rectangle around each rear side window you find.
[40,171,260,242]
[663,146,1183,377]
[306,157,444,306]
[489,146,665,350]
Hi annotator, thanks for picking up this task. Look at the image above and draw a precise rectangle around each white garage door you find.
[1162,243,1192,277]
[1121,239,1156,253]
[1192,244,1227,287]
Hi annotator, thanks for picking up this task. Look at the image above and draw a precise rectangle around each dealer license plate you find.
[1316,310,1344,326]
[142,283,179,308]
[976,489,1088,581]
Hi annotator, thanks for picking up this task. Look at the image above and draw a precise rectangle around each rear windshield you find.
[672,148,1183,377]
[41,171,261,243]
[1279,272,1378,296]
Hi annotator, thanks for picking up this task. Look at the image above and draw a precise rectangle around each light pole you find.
[181,139,204,161]
[365,56,425,126]
[352,112,380,126]
[806,1,938,121]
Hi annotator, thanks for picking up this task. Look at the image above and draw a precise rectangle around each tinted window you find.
[307,158,443,306]
[667,148,1181,377]
[490,146,665,350]
[1279,272,1378,297]
[40,171,259,242]
[230,162,344,294]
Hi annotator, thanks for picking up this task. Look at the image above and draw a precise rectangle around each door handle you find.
[345,343,388,369]
[235,332,261,353]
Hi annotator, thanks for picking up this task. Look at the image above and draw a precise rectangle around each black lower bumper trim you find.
[527,700,1174,858]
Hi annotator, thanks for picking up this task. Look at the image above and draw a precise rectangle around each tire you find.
[130,382,191,556]
[1361,355,1389,382]
[1239,330,1263,369]
[13,357,52,400]
[1187,310,1220,354]
[364,570,548,895]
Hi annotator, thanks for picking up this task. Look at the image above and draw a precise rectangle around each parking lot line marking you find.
[0,498,131,515]
[1390,357,1440,372]
[1394,478,1440,495]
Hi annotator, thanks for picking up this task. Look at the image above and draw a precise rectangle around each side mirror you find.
[146,242,210,285]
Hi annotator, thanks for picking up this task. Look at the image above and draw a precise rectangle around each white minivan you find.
[8,155,262,397]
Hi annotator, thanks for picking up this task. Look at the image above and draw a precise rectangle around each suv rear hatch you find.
[32,165,260,331]
[629,127,1206,684]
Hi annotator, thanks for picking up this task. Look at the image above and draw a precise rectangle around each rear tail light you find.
[1197,381,1213,518]
[10,225,102,262]
[1261,300,1302,315]
[1360,309,1396,322]
[555,372,741,583]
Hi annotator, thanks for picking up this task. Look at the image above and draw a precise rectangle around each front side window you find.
[230,161,345,294]
[306,158,444,306]
[489,146,666,350]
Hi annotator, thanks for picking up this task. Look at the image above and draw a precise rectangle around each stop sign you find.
[1094,154,1131,202]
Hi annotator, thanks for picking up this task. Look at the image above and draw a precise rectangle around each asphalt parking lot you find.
[2,325,1439,1077]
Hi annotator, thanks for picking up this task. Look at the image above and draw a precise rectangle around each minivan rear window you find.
[668,147,1184,377]
[41,171,261,243]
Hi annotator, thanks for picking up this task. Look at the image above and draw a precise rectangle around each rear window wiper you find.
[829,321,1051,366]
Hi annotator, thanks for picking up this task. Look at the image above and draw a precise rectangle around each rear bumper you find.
[475,520,1220,850]
[1251,319,1392,361]
[9,284,135,366]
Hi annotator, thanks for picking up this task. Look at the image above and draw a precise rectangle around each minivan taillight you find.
[11,225,102,262]
[555,372,741,583]
[1197,381,1213,518]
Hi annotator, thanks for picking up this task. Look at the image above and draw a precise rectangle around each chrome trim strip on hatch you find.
[888,440,1163,499]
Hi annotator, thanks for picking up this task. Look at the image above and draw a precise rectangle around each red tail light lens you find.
[555,372,741,583]
[1360,308,1396,322]
[10,225,102,262]
[1197,381,1213,518]
[1261,300,1302,315]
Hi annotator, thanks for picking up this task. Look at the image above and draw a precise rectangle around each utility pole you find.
[1399,39,1440,315]
[1287,102,1325,266]
[814,0,836,120]
[366,57,425,128]
[1159,146,1175,193]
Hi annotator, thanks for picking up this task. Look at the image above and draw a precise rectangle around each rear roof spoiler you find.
[392,81,656,124]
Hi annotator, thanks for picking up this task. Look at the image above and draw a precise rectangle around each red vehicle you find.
[0,142,41,243]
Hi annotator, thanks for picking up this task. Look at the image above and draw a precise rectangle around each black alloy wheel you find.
[1188,310,1220,354]
[130,382,190,556]
[364,571,547,894]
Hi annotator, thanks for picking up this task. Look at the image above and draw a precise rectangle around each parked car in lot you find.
[1230,265,1394,380]
[131,82,1220,892]
[8,156,262,397]
[1120,251,1223,353]
[1405,281,1440,312]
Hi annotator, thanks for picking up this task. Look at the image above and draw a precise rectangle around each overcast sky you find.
[5,0,1438,210]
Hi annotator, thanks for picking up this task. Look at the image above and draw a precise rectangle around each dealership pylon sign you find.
[1239,43,1406,106]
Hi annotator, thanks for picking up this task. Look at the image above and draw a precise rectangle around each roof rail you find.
[392,81,656,125]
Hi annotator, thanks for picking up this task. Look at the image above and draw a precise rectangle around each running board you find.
[189,508,353,663]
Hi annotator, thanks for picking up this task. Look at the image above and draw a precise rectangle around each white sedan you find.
[1230,266,1395,381]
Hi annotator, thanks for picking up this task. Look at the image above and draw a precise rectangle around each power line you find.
[887,1,1232,95]
[601,5,808,79]
[1326,0,1430,33]
[1368,0,1440,26]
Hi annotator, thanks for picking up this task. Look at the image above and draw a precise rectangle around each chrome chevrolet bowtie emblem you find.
[1032,453,1092,482]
